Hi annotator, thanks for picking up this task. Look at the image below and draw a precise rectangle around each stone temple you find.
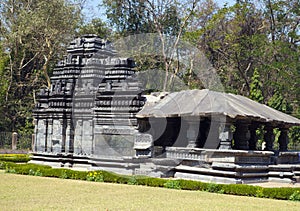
[31,35,300,184]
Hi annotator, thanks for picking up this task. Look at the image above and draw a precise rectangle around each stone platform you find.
[30,147,300,184]
[29,152,178,178]
[167,147,300,184]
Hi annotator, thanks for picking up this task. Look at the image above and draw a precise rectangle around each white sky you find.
[82,0,236,22]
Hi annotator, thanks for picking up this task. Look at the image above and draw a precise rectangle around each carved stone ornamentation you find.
[33,35,144,158]
[219,121,233,150]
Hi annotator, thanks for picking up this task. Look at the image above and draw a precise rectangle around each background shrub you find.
[178,179,207,191]
[127,176,138,185]
[0,154,30,163]
[262,187,298,200]
[289,191,300,201]
[164,180,181,190]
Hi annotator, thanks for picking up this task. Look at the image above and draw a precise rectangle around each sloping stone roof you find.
[136,89,300,126]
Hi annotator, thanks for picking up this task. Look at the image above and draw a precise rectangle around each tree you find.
[78,18,112,38]
[261,0,300,111]
[102,0,199,91]
[268,91,293,114]
[0,43,9,130]
[0,0,82,132]
[102,0,156,37]
[249,68,264,104]
[185,0,299,115]
[193,1,268,95]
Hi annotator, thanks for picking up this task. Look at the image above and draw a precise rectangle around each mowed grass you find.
[0,171,299,211]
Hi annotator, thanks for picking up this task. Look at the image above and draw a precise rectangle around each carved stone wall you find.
[33,35,145,158]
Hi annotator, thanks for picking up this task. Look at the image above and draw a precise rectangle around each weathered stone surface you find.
[277,152,300,164]
[33,35,144,159]
[174,172,243,184]
[30,35,300,185]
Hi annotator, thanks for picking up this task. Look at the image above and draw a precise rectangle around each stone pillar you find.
[52,119,62,153]
[12,132,18,150]
[81,119,93,155]
[248,124,259,150]
[31,134,35,151]
[46,119,53,152]
[204,120,220,149]
[186,118,200,148]
[61,119,66,153]
[33,119,38,152]
[65,119,73,153]
[36,119,47,152]
[74,119,83,154]
[264,125,274,151]
[219,122,233,150]
[44,120,48,152]
[233,122,250,150]
[278,127,289,151]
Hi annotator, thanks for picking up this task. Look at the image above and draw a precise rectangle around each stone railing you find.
[166,147,274,164]
[166,148,206,161]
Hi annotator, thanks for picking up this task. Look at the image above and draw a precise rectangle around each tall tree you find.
[187,0,299,111]
[262,0,300,112]
[0,0,82,132]
[195,1,267,94]
[249,68,264,104]
[78,18,112,38]
[102,0,199,91]
[103,0,156,36]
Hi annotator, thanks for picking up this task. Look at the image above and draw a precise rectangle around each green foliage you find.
[177,179,207,191]
[60,170,68,179]
[249,69,264,103]
[78,18,111,38]
[0,0,299,134]
[28,169,43,176]
[289,191,300,201]
[0,44,10,130]
[103,0,155,36]
[5,167,16,174]
[0,154,31,163]
[261,187,296,200]
[289,126,300,150]
[0,45,9,100]
[135,177,166,187]
[255,187,265,198]
[221,184,260,197]
[206,182,221,193]
[164,180,181,190]
[127,176,138,185]
[0,0,82,132]
[268,91,293,114]
[86,171,104,182]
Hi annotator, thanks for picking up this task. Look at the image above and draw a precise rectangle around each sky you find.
[83,0,236,22]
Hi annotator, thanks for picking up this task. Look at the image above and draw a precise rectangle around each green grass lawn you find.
[0,171,299,211]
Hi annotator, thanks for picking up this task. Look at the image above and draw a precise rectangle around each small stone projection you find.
[31,35,300,184]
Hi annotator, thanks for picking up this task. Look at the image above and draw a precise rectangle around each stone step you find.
[174,172,268,184]
[268,177,294,184]
[176,164,270,178]
[212,162,268,171]
[174,172,241,184]
[175,165,238,177]
[269,164,300,171]
[294,171,300,176]
[268,171,294,178]
[240,172,269,177]
[90,160,139,168]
